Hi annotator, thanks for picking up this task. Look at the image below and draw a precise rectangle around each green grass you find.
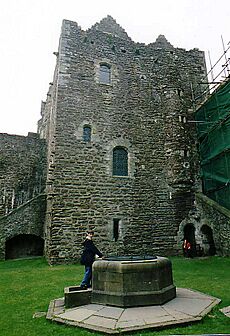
[0,256,229,335]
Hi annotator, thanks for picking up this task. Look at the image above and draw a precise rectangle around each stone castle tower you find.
[37,16,207,264]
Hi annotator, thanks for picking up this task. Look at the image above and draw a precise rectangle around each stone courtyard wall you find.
[0,132,47,259]
[0,194,46,259]
[0,132,46,216]
[195,193,230,256]
[177,192,230,256]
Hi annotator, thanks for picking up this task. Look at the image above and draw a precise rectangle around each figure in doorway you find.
[80,230,103,289]
[183,239,193,258]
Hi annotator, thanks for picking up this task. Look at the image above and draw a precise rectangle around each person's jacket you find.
[80,238,103,266]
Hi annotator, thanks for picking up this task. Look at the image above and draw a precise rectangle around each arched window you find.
[113,147,128,176]
[83,125,91,142]
[99,64,111,84]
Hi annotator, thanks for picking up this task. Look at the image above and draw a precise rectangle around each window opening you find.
[113,147,128,176]
[113,219,120,242]
[99,64,111,84]
[184,149,190,157]
[83,126,91,142]
[201,225,216,256]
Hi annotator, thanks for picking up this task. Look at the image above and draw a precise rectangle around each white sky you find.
[0,0,229,136]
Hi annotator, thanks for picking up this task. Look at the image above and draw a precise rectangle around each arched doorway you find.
[201,225,216,256]
[183,224,196,257]
[5,234,44,260]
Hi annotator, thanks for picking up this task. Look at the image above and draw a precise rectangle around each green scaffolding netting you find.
[195,80,230,210]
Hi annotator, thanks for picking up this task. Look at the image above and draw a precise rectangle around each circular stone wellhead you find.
[92,256,176,307]
[103,255,157,261]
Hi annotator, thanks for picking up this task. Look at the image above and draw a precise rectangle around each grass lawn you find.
[0,256,229,336]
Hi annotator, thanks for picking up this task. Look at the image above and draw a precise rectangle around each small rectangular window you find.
[113,219,120,242]
[99,64,111,84]
[83,126,91,142]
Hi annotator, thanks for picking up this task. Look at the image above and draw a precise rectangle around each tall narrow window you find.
[99,64,111,84]
[113,147,128,176]
[83,125,91,142]
[113,219,120,242]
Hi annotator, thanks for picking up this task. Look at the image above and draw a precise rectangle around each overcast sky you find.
[0,0,229,136]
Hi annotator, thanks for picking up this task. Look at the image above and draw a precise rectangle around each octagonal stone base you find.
[91,256,176,307]
[47,288,221,334]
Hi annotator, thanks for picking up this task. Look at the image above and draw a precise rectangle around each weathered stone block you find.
[64,286,92,308]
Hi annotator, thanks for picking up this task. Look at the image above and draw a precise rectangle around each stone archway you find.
[5,234,44,260]
[200,225,216,256]
[183,224,196,257]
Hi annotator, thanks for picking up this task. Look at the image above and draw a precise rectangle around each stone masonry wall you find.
[177,193,230,256]
[195,193,230,256]
[0,132,46,216]
[0,132,47,259]
[40,17,207,264]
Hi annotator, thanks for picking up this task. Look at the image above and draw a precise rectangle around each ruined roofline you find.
[61,17,172,47]
[89,15,131,41]
[61,17,203,52]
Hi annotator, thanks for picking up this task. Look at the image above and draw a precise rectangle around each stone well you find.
[91,256,176,307]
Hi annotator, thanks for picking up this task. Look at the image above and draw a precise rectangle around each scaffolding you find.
[194,37,230,105]
[194,38,230,210]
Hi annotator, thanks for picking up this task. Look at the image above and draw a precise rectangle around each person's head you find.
[87,230,94,239]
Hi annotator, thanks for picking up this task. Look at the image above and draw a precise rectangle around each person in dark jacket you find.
[80,230,103,289]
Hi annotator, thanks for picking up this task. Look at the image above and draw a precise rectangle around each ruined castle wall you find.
[0,132,47,259]
[0,132,46,216]
[43,19,207,264]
